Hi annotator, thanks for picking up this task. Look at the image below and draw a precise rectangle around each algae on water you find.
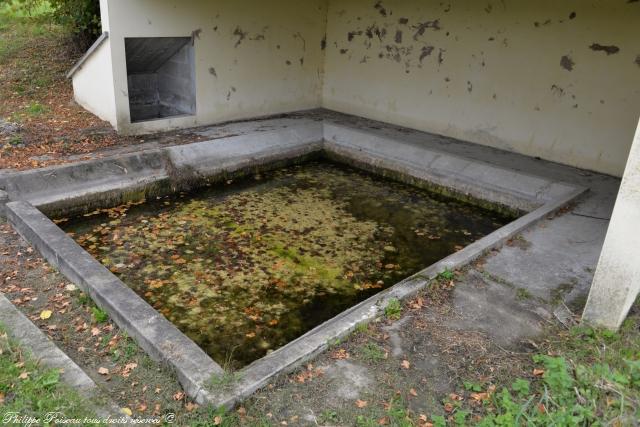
[63,161,512,367]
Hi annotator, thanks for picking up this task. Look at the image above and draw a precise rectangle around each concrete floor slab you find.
[483,213,608,306]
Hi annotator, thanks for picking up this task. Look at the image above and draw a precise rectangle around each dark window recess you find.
[125,37,196,123]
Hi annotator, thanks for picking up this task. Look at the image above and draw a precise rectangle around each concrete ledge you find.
[0,293,125,419]
[5,201,224,405]
[324,123,577,212]
[0,121,324,218]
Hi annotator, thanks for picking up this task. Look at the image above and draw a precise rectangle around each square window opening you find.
[125,37,196,123]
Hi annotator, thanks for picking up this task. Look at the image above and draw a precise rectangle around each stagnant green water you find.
[61,161,515,368]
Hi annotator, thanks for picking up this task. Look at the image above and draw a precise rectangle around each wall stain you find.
[467,81,473,93]
[374,1,388,17]
[534,19,551,28]
[365,24,387,41]
[589,43,620,55]
[233,27,248,48]
[437,48,445,65]
[569,12,577,19]
[551,84,565,97]
[635,54,640,67]
[419,46,435,63]
[560,55,574,71]
[294,32,306,51]
[208,67,217,77]
[412,20,441,40]
[321,36,326,50]
[398,17,409,25]
[394,30,403,44]
[348,30,363,41]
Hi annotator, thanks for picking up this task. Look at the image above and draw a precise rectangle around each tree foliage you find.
[0,0,100,50]
[48,0,100,50]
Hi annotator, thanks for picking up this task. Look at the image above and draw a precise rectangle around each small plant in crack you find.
[358,342,387,363]
[437,269,455,281]
[91,306,108,323]
[384,298,402,320]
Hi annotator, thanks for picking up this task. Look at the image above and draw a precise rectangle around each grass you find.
[209,370,242,389]
[91,306,108,324]
[24,101,47,116]
[0,325,99,422]
[0,1,54,63]
[442,312,640,425]
[385,298,402,320]
[358,342,387,363]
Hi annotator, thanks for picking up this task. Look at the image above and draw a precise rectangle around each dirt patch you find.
[0,221,225,423]
[0,16,207,171]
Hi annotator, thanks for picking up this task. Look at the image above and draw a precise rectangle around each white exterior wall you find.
[583,117,640,329]
[72,0,640,176]
[103,0,327,134]
[322,0,640,177]
[71,38,117,127]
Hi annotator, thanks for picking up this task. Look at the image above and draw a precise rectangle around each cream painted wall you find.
[71,38,117,127]
[104,0,327,134]
[322,0,640,176]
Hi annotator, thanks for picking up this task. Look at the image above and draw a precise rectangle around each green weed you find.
[91,306,108,323]
[358,342,387,363]
[25,101,47,115]
[385,298,402,320]
[0,324,98,420]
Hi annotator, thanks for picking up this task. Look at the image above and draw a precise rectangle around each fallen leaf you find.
[121,408,132,417]
[330,348,349,360]
[355,399,368,408]
[443,402,454,413]
[91,327,101,336]
[409,297,424,310]
[18,372,29,380]
[409,388,418,397]
[137,403,147,412]
[185,402,198,412]
[401,360,410,369]
[449,393,463,401]
[65,284,77,292]
[471,392,489,401]
[122,363,138,378]
[533,368,545,376]
[173,391,185,401]
[378,416,389,425]
[39,310,52,320]
[0,392,4,404]
[213,416,222,425]
[98,367,109,375]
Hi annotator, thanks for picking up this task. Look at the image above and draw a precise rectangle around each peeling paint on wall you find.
[322,0,640,176]
[105,0,326,135]
[590,43,620,55]
[560,55,575,71]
